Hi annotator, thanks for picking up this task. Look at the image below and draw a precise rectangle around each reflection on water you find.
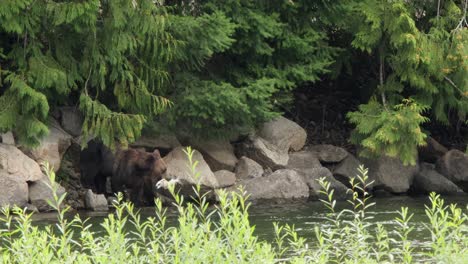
[31,195,468,255]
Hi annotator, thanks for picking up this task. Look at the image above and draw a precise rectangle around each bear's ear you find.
[152,149,161,158]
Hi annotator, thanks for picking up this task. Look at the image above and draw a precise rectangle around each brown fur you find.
[80,141,166,206]
[112,149,167,205]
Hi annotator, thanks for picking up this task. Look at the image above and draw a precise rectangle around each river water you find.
[31,195,468,259]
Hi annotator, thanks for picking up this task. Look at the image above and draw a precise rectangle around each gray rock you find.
[236,135,288,170]
[413,163,463,194]
[258,116,307,152]
[286,150,348,200]
[85,189,108,211]
[28,175,66,212]
[286,151,322,170]
[24,203,39,214]
[189,139,238,171]
[235,156,264,180]
[0,176,28,207]
[59,107,83,137]
[0,132,15,145]
[307,144,348,163]
[213,170,236,188]
[131,133,181,151]
[233,169,309,201]
[300,167,349,200]
[163,147,219,188]
[436,150,468,191]
[0,143,43,182]
[333,153,362,186]
[419,136,448,163]
[23,119,72,172]
[364,155,419,194]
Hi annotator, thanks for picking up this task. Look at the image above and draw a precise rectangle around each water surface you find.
[31,195,468,258]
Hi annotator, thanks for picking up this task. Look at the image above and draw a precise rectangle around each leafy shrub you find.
[0,152,467,263]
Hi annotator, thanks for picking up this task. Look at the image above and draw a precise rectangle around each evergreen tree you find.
[345,0,467,164]
[0,0,464,165]
[0,0,174,148]
[160,0,338,138]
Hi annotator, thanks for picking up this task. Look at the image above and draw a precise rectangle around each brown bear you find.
[80,141,167,206]
[112,148,167,205]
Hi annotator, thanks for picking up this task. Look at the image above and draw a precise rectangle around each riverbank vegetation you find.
[1,159,467,263]
[0,0,466,164]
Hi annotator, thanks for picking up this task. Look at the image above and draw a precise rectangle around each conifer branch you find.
[84,67,91,96]
[437,0,441,19]
[444,76,464,95]
[455,0,468,30]
[379,44,387,110]
[23,33,27,63]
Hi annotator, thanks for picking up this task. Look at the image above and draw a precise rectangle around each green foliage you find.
[1,159,467,263]
[162,0,338,137]
[170,76,279,138]
[0,0,465,162]
[345,0,467,164]
[2,0,337,145]
[348,99,429,165]
[79,94,146,150]
[0,74,49,146]
[425,192,468,262]
[313,165,468,263]
[0,0,174,148]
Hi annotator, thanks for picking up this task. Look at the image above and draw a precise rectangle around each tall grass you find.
[0,148,467,263]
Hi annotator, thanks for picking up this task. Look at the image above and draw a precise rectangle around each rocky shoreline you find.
[0,108,467,213]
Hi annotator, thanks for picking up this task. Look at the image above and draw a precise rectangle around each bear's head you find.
[148,149,167,176]
[134,149,166,178]
[139,149,167,201]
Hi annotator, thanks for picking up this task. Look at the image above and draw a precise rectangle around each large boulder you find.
[236,135,288,170]
[28,176,66,212]
[85,189,108,211]
[24,120,72,172]
[0,176,28,207]
[0,132,15,145]
[258,116,307,152]
[213,170,236,188]
[419,137,448,163]
[131,132,181,151]
[436,150,468,191]
[412,163,462,195]
[299,167,349,200]
[286,151,347,200]
[286,151,322,170]
[189,139,238,172]
[307,144,348,163]
[234,169,309,201]
[0,143,45,207]
[59,107,83,137]
[0,143,43,182]
[332,153,362,186]
[364,155,419,194]
[163,147,220,188]
[235,156,264,180]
